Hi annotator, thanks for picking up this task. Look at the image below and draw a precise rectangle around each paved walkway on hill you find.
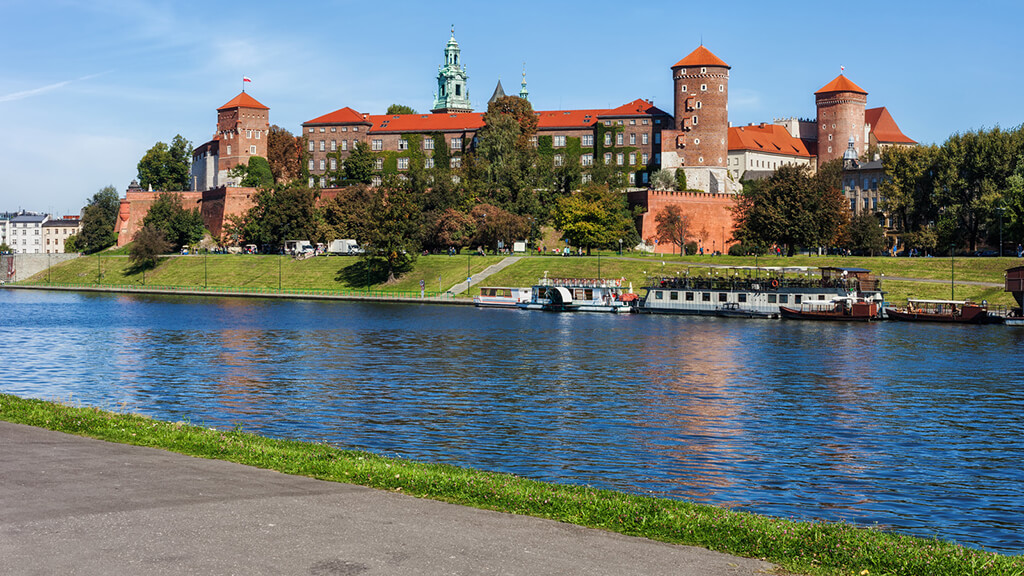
[449,256,523,295]
[0,421,776,576]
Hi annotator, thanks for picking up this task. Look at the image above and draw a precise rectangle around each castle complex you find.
[113,31,917,253]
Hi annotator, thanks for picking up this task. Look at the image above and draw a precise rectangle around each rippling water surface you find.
[3,289,1023,552]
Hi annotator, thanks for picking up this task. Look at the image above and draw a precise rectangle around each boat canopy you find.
[906,298,970,305]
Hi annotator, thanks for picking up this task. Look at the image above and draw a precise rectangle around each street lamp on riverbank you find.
[950,244,955,300]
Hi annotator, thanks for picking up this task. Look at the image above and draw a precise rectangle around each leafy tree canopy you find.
[267,125,304,184]
[142,192,207,250]
[386,104,417,115]
[243,182,320,250]
[129,225,171,270]
[654,204,692,256]
[137,135,192,191]
[553,184,638,254]
[229,156,275,188]
[343,141,375,184]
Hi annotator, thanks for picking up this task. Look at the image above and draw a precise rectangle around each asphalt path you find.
[0,421,777,576]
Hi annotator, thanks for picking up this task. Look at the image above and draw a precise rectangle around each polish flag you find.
[840,66,845,72]
[243,76,252,83]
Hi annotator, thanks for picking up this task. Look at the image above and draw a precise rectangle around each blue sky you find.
[2,0,1022,214]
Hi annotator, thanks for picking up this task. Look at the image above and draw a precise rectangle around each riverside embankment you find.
[3,396,1023,576]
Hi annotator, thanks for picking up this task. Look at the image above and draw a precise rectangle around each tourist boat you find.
[1003,266,1024,325]
[884,299,1000,324]
[639,266,884,318]
[473,287,531,308]
[518,275,633,313]
[779,297,879,322]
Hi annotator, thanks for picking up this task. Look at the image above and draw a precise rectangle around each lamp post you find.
[597,251,601,279]
[998,205,1005,257]
[204,251,208,288]
[278,254,282,291]
[950,244,955,300]
[618,238,622,256]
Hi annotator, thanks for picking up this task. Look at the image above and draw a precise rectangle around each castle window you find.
[250,145,256,154]
[693,116,698,125]
[642,133,649,145]
[654,133,661,144]
[642,119,649,125]
[529,136,538,147]
[450,157,461,168]
[455,84,461,96]
[227,145,232,155]
[581,154,593,166]
[331,140,337,151]
[309,140,315,151]
[616,133,623,146]
[699,156,704,163]
[425,158,435,169]
[246,130,252,138]
[372,176,382,186]
[828,134,833,141]
[308,159,314,170]
[642,172,649,184]
[654,153,661,164]
[604,133,612,146]
[353,127,358,132]
[628,172,636,185]
[451,137,462,150]
[616,153,624,165]
[341,140,348,151]
[629,133,636,145]
[719,85,724,92]
[604,153,612,164]
[319,140,326,151]
[342,127,348,132]
[331,127,336,132]
[397,157,409,170]
[330,158,337,170]
[655,119,661,124]
[696,101,702,109]
[553,154,563,167]
[630,119,636,125]
[319,159,325,170]
[617,120,623,126]
[309,128,314,133]
[629,153,636,165]
[828,146,833,153]
[642,153,649,164]
[604,121,611,126]
[681,85,687,92]
[255,131,261,139]
[320,177,326,187]
[680,69,686,74]
[701,84,707,91]
[424,137,434,150]
[553,135,566,147]
[581,134,593,147]
[398,139,408,150]
[374,158,383,170]
[371,139,383,151]
[319,127,325,133]
[694,138,701,145]
[582,173,592,184]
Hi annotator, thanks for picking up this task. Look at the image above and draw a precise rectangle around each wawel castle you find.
[116,31,917,253]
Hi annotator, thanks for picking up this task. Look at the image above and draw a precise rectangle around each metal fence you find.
[10,282,460,301]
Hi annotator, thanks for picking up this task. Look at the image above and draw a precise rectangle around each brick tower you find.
[814,75,867,168]
[215,91,270,174]
[670,45,729,167]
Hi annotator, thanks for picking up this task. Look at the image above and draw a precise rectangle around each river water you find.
[2,289,1023,553]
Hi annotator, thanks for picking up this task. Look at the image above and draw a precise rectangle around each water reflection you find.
[2,289,1023,552]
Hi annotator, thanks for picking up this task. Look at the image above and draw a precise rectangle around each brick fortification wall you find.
[627,189,737,255]
[115,188,257,246]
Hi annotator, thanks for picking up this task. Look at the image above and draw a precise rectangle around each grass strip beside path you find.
[1,395,1020,576]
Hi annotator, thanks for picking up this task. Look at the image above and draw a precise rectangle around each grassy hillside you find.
[20,251,1022,306]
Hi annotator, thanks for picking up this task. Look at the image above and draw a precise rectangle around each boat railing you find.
[645,275,864,292]
[538,277,625,288]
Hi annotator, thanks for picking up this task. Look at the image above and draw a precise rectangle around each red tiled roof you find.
[814,74,867,95]
[672,46,729,69]
[865,107,916,145]
[305,106,372,125]
[218,91,269,110]
[536,108,604,129]
[600,99,670,118]
[728,124,812,157]
[368,112,485,133]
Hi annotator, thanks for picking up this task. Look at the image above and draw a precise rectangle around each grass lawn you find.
[2,394,1021,576]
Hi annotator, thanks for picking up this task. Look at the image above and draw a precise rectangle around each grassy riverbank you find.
[18,251,1021,306]
[1,394,1020,576]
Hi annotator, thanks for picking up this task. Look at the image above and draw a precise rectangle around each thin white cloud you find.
[0,73,108,104]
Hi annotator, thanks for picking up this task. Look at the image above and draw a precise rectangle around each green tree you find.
[469,204,531,254]
[137,135,192,191]
[63,235,81,253]
[675,169,688,191]
[320,185,375,243]
[424,209,475,252]
[142,192,207,250]
[552,184,637,254]
[267,125,303,184]
[128,225,171,269]
[732,164,848,256]
[386,104,417,115]
[650,169,674,190]
[344,141,375,184]
[244,182,320,251]
[0,242,10,253]
[846,212,886,256]
[361,186,422,282]
[881,144,939,235]
[76,185,121,254]
[470,96,540,217]
[229,156,274,188]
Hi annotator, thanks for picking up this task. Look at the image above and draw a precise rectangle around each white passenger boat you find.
[518,275,634,313]
[473,287,532,308]
[639,266,884,318]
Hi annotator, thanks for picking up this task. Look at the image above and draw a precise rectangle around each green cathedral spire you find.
[432,27,472,114]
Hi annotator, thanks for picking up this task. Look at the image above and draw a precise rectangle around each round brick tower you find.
[670,46,730,167]
[815,75,867,168]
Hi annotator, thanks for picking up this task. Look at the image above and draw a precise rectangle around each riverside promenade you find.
[0,421,775,575]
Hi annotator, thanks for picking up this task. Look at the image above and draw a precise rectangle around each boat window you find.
[768,294,777,303]
[669,292,679,300]
[654,291,663,299]
[702,293,711,302]
[574,289,585,300]
[685,292,694,301]
[779,295,789,304]
[584,289,593,300]
[818,295,826,300]
[718,293,728,302]
[738,294,747,303]
[482,288,495,297]
[795,295,802,304]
